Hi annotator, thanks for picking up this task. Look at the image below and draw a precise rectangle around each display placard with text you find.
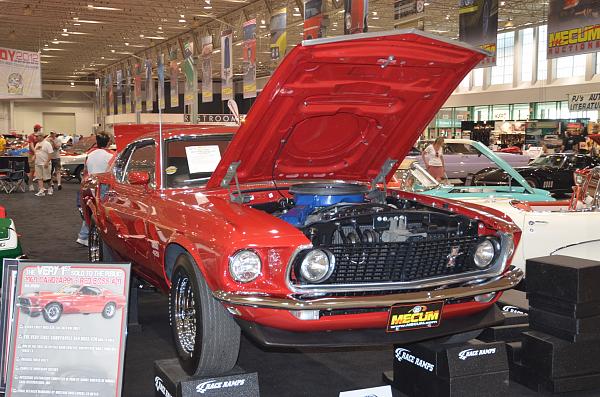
[6,262,130,397]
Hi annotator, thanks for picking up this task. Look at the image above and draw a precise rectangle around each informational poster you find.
[125,65,132,114]
[0,259,19,393]
[394,0,425,21]
[145,58,154,110]
[201,35,213,103]
[344,0,368,35]
[569,91,600,111]
[221,29,234,101]
[270,8,287,63]
[116,69,123,114]
[182,38,197,106]
[157,52,166,110]
[548,0,600,58]
[458,0,498,67]
[303,0,326,40]
[107,72,114,116]
[242,19,257,99]
[169,47,179,108]
[134,62,142,114]
[6,262,130,397]
[0,47,41,99]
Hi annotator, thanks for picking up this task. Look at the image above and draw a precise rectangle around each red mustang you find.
[81,30,523,377]
[17,285,126,323]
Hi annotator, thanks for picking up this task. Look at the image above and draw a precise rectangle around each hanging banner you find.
[243,19,257,99]
[144,58,154,111]
[134,62,142,113]
[459,0,498,67]
[201,35,213,103]
[169,48,179,108]
[0,47,41,99]
[344,0,368,34]
[158,52,166,110]
[125,65,132,114]
[303,0,326,40]
[270,8,287,63]
[221,29,234,101]
[394,0,425,22]
[116,69,123,114]
[548,0,600,58]
[182,38,196,106]
[108,72,114,116]
[103,74,109,116]
[95,78,102,124]
[569,91,600,111]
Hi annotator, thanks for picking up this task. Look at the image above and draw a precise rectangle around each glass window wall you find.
[520,28,534,82]
[491,31,515,85]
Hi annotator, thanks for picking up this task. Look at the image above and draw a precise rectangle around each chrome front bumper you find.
[214,267,523,311]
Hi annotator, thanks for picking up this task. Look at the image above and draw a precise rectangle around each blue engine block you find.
[279,191,365,227]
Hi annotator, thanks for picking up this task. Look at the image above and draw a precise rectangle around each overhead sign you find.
[303,0,326,40]
[201,35,213,103]
[270,8,287,64]
[182,38,197,106]
[394,0,425,21]
[569,91,600,111]
[221,30,234,101]
[158,52,166,110]
[169,47,179,108]
[548,0,600,58]
[344,0,369,35]
[458,0,498,67]
[242,19,257,99]
[0,47,41,99]
[6,262,131,397]
[183,114,242,124]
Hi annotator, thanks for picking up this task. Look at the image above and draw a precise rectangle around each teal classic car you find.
[393,139,554,202]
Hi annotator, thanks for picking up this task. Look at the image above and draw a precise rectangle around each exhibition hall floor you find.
[3,183,598,397]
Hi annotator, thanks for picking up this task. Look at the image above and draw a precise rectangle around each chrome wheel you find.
[43,303,62,323]
[89,224,101,262]
[173,273,197,355]
[102,302,116,319]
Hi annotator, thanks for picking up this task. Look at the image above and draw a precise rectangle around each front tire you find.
[169,254,241,377]
[88,222,114,262]
[102,302,117,319]
[524,177,539,188]
[43,303,62,323]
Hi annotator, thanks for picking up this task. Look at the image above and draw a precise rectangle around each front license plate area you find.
[386,301,444,333]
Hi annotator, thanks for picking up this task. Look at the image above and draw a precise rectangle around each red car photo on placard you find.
[17,284,127,323]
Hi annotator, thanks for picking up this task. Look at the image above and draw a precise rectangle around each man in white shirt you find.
[47,131,62,191]
[76,132,114,246]
[33,132,54,196]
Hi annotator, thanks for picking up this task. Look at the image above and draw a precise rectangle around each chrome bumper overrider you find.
[213,267,523,311]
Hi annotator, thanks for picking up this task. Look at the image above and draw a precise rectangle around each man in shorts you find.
[33,131,54,196]
[27,124,41,191]
[47,131,62,190]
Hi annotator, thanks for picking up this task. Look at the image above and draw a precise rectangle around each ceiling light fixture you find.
[204,6,212,9]
[111,49,115,53]
[61,33,69,36]
[125,42,129,46]
[179,19,186,22]
[87,4,123,11]
[23,5,33,16]
[77,20,103,24]
[139,34,144,38]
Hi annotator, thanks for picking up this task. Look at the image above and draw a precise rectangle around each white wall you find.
[12,101,94,136]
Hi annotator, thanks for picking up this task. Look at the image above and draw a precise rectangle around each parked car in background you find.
[472,153,600,195]
[392,139,554,202]
[17,284,126,323]
[81,31,522,377]
[61,136,115,182]
[409,139,531,181]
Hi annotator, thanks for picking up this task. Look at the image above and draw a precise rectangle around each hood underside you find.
[207,29,486,188]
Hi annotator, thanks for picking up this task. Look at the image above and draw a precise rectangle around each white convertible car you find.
[462,166,600,273]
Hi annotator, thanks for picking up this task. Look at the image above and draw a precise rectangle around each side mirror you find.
[128,171,150,186]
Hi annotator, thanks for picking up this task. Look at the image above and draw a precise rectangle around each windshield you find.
[530,155,565,168]
[395,163,439,192]
[164,135,233,188]
[58,285,80,294]
[444,143,479,155]
[66,136,97,154]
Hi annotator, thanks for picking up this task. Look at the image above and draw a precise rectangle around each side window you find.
[572,156,589,169]
[124,143,156,187]
[114,144,136,182]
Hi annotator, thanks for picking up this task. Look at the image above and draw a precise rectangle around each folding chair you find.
[5,170,26,193]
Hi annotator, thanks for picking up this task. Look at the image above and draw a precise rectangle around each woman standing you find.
[422,137,446,182]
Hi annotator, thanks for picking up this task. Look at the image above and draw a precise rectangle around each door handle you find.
[528,220,548,225]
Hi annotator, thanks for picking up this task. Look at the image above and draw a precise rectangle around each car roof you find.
[133,125,238,143]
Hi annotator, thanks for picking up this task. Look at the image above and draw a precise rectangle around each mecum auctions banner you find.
[181,37,197,106]
[169,47,179,108]
[221,29,233,101]
[134,62,142,113]
[458,0,498,67]
[116,68,123,114]
[242,19,257,99]
[344,0,368,35]
[547,0,600,58]
[157,52,166,109]
[107,72,114,116]
[0,47,41,99]
[125,64,132,113]
[270,8,287,64]
[201,35,213,103]
[144,58,154,110]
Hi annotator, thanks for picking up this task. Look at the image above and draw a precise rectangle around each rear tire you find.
[43,302,62,323]
[524,177,539,189]
[102,302,117,319]
[169,254,241,377]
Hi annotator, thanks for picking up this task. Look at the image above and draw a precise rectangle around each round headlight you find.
[474,239,497,269]
[299,249,334,283]
[229,250,262,283]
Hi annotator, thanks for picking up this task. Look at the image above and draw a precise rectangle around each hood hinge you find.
[367,158,397,203]
[221,161,251,204]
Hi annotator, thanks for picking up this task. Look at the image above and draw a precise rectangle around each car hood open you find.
[207,29,487,189]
